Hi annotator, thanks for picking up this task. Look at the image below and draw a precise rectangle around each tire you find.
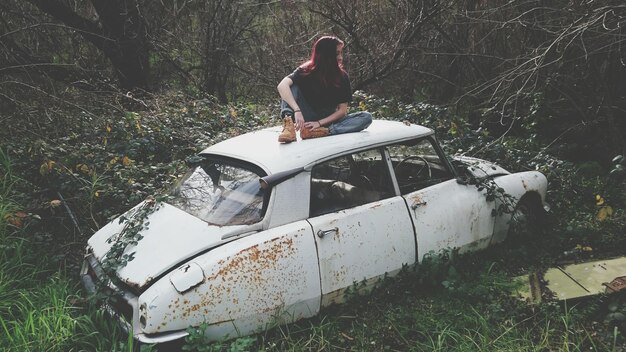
[508,196,543,241]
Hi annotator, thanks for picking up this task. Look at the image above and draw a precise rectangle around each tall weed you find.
[0,149,126,351]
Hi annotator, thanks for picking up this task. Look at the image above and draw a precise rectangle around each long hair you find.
[299,36,345,87]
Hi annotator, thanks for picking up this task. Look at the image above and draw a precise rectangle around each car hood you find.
[452,156,510,178]
[87,201,253,290]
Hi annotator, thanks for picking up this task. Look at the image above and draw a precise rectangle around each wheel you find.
[508,197,543,240]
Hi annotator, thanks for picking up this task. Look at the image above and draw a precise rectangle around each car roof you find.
[201,119,433,174]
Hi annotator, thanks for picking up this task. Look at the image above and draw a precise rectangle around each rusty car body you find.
[81,120,548,343]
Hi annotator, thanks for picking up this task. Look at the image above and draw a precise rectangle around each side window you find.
[310,148,395,217]
[387,138,453,194]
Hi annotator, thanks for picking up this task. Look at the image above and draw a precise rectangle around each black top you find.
[288,67,352,110]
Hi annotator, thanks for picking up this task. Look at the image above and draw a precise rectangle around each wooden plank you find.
[559,257,626,295]
[513,256,626,302]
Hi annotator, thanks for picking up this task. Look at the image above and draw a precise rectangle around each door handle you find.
[411,201,427,210]
[317,227,338,238]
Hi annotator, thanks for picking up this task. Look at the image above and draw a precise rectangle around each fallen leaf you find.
[76,163,90,174]
[122,156,132,166]
[5,212,27,228]
[596,194,605,206]
[606,205,614,216]
[39,160,56,175]
[50,200,62,208]
[596,207,612,221]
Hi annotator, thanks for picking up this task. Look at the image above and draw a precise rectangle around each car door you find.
[306,148,416,306]
[387,138,495,261]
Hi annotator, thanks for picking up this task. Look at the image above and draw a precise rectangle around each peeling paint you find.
[410,194,424,204]
[311,197,415,305]
[174,235,299,322]
[605,276,626,293]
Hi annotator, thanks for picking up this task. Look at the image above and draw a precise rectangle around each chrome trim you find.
[136,330,189,344]
[317,227,338,238]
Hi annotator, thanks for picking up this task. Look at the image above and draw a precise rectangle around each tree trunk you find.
[27,0,149,89]
[201,0,260,103]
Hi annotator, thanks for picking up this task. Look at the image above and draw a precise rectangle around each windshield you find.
[169,157,266,226]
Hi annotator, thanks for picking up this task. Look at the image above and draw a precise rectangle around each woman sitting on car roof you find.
[277,35,372,143]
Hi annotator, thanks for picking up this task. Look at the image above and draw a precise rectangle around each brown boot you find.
[300,126,329,140]
[278,117,296,143]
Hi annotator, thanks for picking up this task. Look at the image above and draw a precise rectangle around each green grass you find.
[0,149,132,352]
[254,275,609,352]
[253,230,623,352]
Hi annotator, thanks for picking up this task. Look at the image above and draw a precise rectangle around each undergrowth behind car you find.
[0,91,624,351]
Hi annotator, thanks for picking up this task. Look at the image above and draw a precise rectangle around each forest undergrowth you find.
[0,88,625,351]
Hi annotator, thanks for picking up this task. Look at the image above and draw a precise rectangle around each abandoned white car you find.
[81,120,548,343]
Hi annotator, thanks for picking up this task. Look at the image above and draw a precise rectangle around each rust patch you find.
[179,235,298,319]
[604,276,626,293]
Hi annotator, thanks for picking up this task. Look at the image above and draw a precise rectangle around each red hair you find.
[299,36,345,87]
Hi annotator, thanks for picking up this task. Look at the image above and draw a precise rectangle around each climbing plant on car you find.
[456,162,517,216]
[478,177,517,216]
[101,195,162,276]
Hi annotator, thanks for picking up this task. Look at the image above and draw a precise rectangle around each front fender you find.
[137,220,321,342]
[490,171,548,244]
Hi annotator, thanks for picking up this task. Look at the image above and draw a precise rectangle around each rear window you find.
[169,156,267,226]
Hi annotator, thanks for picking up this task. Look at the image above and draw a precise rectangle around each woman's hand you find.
[303,120,322,130]
[294,111,306,131]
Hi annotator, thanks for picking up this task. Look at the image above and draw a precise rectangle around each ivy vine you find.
[456,162,516,216]
[475,176,516,216]
[101,195,161,276]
